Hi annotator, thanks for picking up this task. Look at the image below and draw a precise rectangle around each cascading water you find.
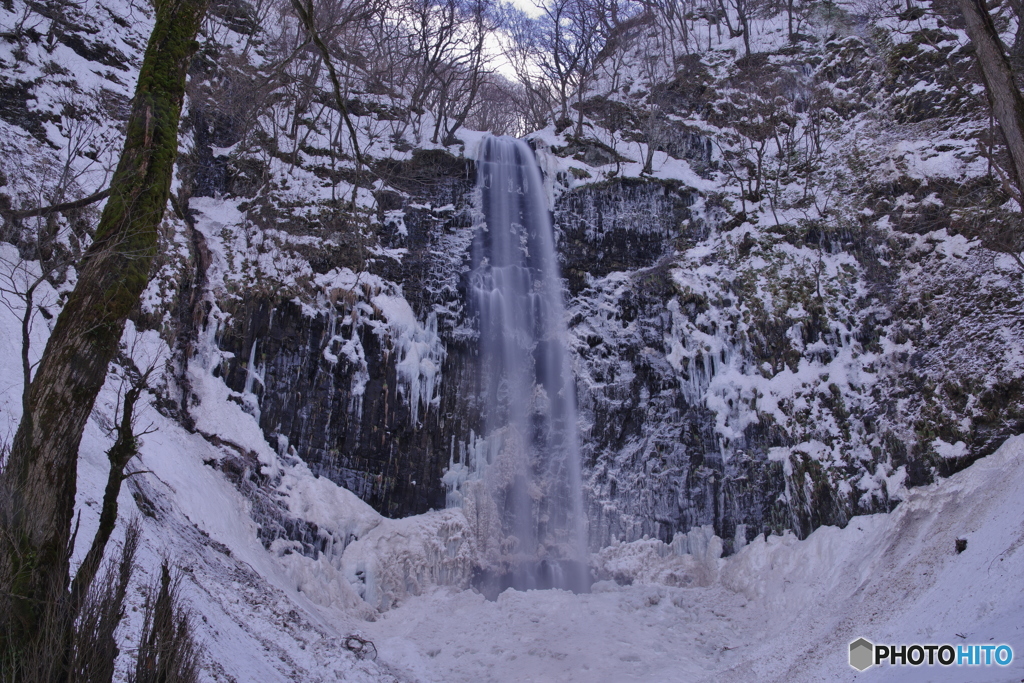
[451,135,589,595]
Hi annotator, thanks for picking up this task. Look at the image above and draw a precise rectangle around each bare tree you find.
[400,0,463,141]
[497,5,558,131]
[537,0,606,134]
[289,0,371,175]
[69,358,156,615]
[717,0,750,56]
[466,75,529,136]
[639,0,689,58]
[0,252,62,428]
[130,564,201,683]
[431,0,493,145]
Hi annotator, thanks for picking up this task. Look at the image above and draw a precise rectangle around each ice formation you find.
[340,509,477,611]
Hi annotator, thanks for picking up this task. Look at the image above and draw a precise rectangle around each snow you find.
[358,435,1024,682]
[932,438,969,460]
[592,527,723,588]
[458,128,491,160]
[279,461,383,542]
[340,509,477,612]
[188,360,278,467]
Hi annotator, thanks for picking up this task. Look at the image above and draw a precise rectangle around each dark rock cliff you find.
[210,152,484,519]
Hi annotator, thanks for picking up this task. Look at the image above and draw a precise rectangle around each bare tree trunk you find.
[735,0,751,56]
[957,0,1024,198]
[0,0,207,670]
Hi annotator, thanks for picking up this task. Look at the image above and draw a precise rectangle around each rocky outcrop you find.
[210,152,484,519]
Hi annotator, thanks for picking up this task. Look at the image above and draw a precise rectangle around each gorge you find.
[1,0,1024,676]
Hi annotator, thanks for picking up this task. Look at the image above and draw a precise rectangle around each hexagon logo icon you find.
[849,638,874,671]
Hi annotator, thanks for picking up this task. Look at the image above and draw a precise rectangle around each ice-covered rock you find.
[341,508,477,612]
[592,526,724,588]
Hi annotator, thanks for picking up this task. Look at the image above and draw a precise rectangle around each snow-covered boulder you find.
[341,508,478,611]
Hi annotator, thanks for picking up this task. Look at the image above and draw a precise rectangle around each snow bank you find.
[360,435,1024,682]
[279,462,383,547]
[725,434,1024,681]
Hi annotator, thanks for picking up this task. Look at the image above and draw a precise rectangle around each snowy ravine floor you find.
[361,434,1024,683]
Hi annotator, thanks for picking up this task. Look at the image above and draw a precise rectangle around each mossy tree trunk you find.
[0,0,208,673]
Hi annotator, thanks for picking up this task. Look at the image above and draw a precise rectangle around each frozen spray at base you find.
[445,135,590,595]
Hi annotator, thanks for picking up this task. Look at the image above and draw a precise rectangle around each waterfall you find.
[458,135,589,594]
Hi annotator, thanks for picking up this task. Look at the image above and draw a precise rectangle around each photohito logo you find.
[849,638,1014,671]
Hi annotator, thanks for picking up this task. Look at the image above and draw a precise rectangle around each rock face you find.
[557,178,701,294]
[212,154,482,520]
[201,144,1024,553]
[559,179,796,550]
[215,294,477,519]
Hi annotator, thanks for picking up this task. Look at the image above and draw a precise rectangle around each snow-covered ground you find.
[359,433,1024,682]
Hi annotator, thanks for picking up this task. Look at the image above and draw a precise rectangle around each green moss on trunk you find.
[0,0,209,673]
